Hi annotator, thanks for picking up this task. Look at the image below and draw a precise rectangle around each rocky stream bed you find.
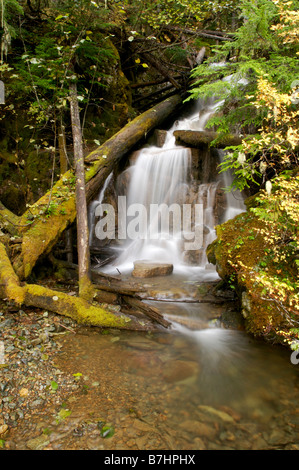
[1,275,299,451]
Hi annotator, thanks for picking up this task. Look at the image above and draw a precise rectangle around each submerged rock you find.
[163,360,199,383]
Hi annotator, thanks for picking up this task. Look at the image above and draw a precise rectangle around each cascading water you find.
[98,97,230,277]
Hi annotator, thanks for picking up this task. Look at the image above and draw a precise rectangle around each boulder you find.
[132,260,173,278]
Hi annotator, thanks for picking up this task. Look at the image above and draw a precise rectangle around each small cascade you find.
[114,145,191,270]
[89,95,245,278]
[107,98,225,275]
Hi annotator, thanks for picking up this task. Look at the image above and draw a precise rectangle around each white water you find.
[91,96,245,279]
[105,98,225,277]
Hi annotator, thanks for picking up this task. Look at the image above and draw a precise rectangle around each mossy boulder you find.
[207,211,291,345]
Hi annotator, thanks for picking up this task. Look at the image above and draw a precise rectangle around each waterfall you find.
[90,95,245,278]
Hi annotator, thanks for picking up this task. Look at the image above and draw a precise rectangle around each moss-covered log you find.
[23,284,147,330]
[12,94,183,280]
[0,242,25,305]
[0,241,158,331]
[0,201,22,237]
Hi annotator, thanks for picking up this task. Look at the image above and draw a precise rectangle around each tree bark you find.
[69,80,93,300]
[58,120,68,175]
[12,94,183,280]
[58,119,73,263]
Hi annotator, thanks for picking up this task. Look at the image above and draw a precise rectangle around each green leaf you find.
[51,380,58,391]
[56,408,72,423]
[73,372,82,381]
[100,425,115,438]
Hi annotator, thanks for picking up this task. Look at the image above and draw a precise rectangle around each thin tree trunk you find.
[69,81,93,300]
[58,119,73,263]
[58,120,68,175]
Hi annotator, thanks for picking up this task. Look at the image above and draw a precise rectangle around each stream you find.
[64,94,299,451]
[4,94,299,452]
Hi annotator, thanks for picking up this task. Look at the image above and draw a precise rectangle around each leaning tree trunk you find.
[12,94,183,280]
[69,80,93,300]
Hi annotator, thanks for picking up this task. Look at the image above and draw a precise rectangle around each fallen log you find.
[173,130,243,148]
[12,94,183,280]
[131,75,182,89]
[0,202,23,237]
[93,281,145,296]
[0,242,25,305]
[164,25,234,42]
[0,241,158,331]
[122,295,171,329]
[140,52,181,90]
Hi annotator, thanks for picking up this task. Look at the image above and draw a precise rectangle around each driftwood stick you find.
[122,295,171,329]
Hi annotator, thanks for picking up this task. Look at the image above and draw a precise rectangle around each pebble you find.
[26,434,50,450]
[0,303,77,441]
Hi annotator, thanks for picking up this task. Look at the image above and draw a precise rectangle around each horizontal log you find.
[0,240,156,331]
[173,130,243,148]
[122,295,171,329]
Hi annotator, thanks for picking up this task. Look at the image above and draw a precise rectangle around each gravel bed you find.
[0,299,79,447]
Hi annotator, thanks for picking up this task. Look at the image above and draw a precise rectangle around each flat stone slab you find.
[132,260,173,278]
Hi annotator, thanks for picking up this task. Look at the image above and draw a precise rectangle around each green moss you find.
[24,283,130,328]
[0,242,25,305]
[78,273,96,302]
[207,211,290,344]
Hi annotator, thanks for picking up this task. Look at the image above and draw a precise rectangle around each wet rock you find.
[193,437,206,450]
[179,420,217,440]
[26,434,50,450]
[0,318,15,328]
[133,419,154,432]
[132,261,173,278]
[163,360,199,383]
[264,429,292,447]
[198,405,235,423]
[0,424,9,438]
[153,129,168,148]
